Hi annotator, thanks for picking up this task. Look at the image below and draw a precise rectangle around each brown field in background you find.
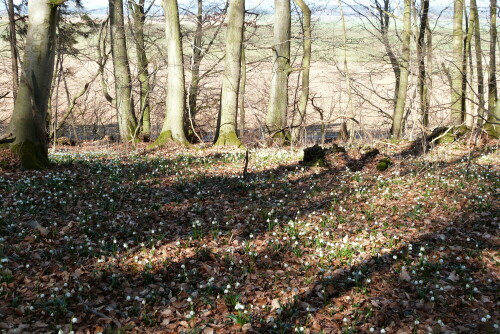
[0,15,496,143]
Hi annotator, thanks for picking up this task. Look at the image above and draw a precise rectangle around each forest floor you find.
[0,136,498,334]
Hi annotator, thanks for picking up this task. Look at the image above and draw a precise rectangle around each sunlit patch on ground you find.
[0,140,498,333]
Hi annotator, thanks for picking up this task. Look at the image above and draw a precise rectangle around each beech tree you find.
[291,0,311,143]
[152,0,188,146]
[266,0,291,140]
[390,0,411,138]
[214,0,245,147]
[485,0,498,136]
[471,0,485,126]
[129,0,151,141]
[5,0,19,101]
[109,0,138,141]
[450,0,464,125]
[3,0,67,169]
[417,0,430,128]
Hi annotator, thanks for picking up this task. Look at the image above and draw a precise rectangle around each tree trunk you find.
[376,0,401,105]
[6,0,19,101]
[390,0,411,138]
[417,0,430,128]
[291,0,311,143]
[337,0,354,141]
[451,0,464,125]
[463,5,474,124]
[153,0,188,146]
[110,0,138,141]
[188,0,203,141]
[471,0,485,126]
[239,42,247,138]
[129,0,151,142]
[487,0,498,122]
[266,0,291,140]
[215,0,245,147]
[7,0,66,169]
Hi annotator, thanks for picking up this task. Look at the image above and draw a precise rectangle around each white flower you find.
[235,303,244,310]
[71,317,77,323]
[380,329,386,334]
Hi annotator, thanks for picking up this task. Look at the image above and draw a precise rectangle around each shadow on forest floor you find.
[0,141,498,333]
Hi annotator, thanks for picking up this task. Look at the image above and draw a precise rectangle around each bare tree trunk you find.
[451,0,464,125]
[188,0,203,141]
[337,0,354,142]
[6,0,19,101]
[266,0,291,140]
[215,0,245,147]
[110,0,138,141]
[487,0,498,122]
[6,0,66,169]
[390,0,411,138]
[463,4,474,124]
[129,0,151,141]
[153,0,188,146]
[471,0,485,126]
[376,0,401,104]
[291,0,311,143]
[417,0,430,128]
[239,42,247,138]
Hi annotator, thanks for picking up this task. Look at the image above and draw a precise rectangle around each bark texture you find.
[451,0,464,125]
[7,0,19,101]
[487,0,498,122]
[130,0,151,141]
[291,0,311,142]
[266,0,291,139]
[7,0,65,169]
[471,0,485,125]
[215,0,245,147]
[417,0,430,128]
[153,0,188,147]
[391,0,411,138]
[110,0,138,141]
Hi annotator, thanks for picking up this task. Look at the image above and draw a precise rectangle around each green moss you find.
[148,131,173,149]
[376,158,393,171]
[428,126,470,145]
[11,140,50,170]
[214,131,244,148]
[0,143,10,150]
[484,123,500,139]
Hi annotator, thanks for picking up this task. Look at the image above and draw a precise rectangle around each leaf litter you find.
[0,139,498,333]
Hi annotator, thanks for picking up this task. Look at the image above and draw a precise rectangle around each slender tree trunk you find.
[451,0,464,125]
[417,0,430,128]
[487,0,498,122]
[6,0,66,169]
[215,0,245,147]
[6,0,19,101]
[239,42,247,137]
[390,0,411,138]
[153,0,188,146]
[188,0,203,141]
[266,0,291,140]
[129,0,151,141]
[337,0,354,141]
[376,0,401,105]
[109,0,138,141]
[291,0,311,143]
[471,0,485,126]
[463,5,474,123]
